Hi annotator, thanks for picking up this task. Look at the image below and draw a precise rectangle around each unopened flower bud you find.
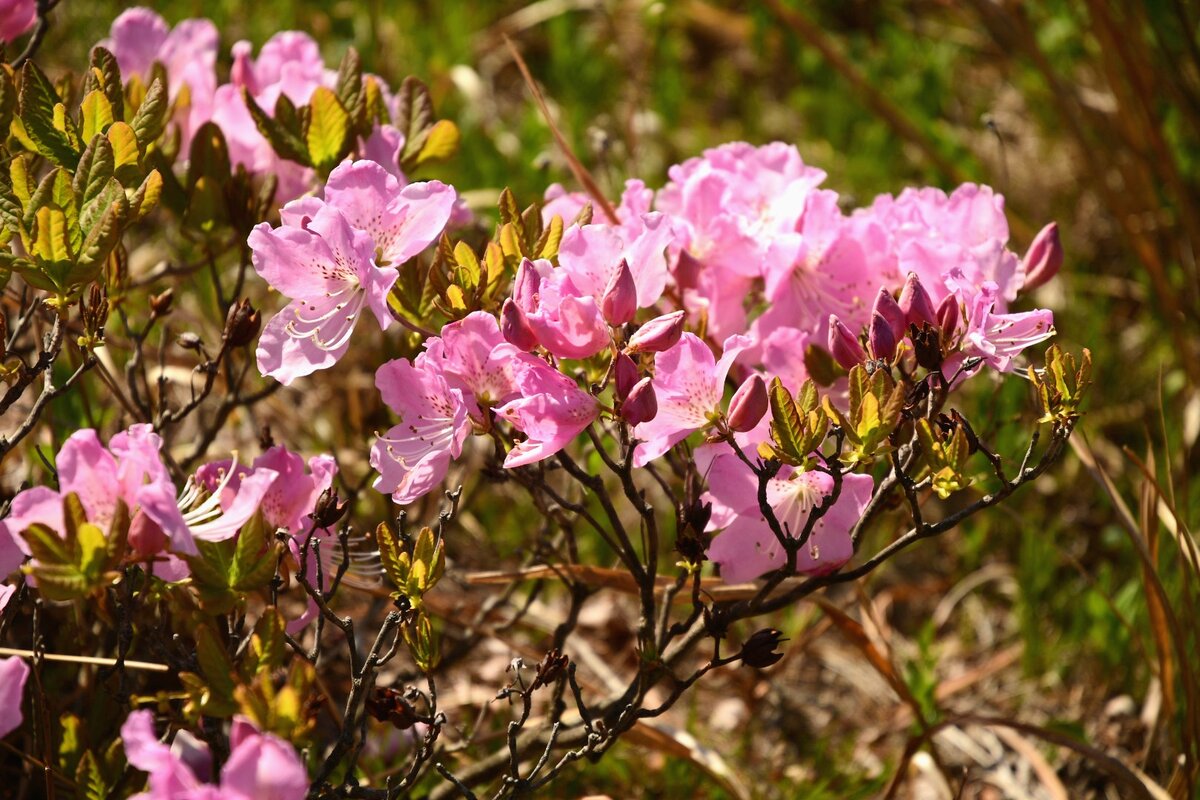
[613,352,638,400]
[601,259,637,326]
[223,299,261,347]
[150,288,174,317]
[898,272,937,328]
[828,315,866,370]
[910,323,943,372]
[532,649,570,689]
[868,313,896,362]
[626,310,685,354]
[501,298,538,351]
[312,487,349,529]
[739,628,786,669]
[1021,221,1062,291]
[936,294,960,339]
[230,41,258,94]
[177,332,203,351]
[128,510,167,558]
[622,377,658,425]
[674,249,704,292]
[727,374,768,432]
[871,287,906,341]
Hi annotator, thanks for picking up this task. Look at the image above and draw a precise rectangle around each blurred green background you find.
[39,0,1200,796]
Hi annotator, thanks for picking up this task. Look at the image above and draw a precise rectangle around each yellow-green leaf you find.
[305,86,349,171]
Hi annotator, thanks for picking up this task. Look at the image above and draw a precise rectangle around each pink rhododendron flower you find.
[99,7,219,150]
[290,160,456,269]
[495,357,598,468]
[361,124,406,181]
[632,332,751,467]
[122,710,307,800]
[757,189,890,347]
[558,211,674,309]
[945,271,1055,374]
[0,583,13,614]
[251,204,395,384]
[699,445,875,581]
[0,656,30,739]
[510,257,610,359]
[657,142,827,338]
[0,0,35,43]
[371,357,472,505]
[422,312,523,413]
[211,31,335,202]
[0,426,278,565]
[859,183,1024,309]
[196,446,336,534]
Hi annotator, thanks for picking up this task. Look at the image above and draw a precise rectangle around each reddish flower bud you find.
[674,249,704,292]
[613,352,639,400]
[898,272,937,328]
[621,377,658,425]
[128,510,167,559]
[1021,222,1062,291]
[871,287,906,341]
[936,293,960,339]
[501,298,538,351]
[868,312,896,361]
[727,374,768,432]
[223,299,261,347]
[626,310,685,354]
[230,41,258,94]
[601,258,637,326]
[827,315,866,370]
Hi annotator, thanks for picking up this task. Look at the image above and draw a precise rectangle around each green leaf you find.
[0,66,16,139]
[88,46,124,120]
[395,76,435,172]
[305,86,350,172]
[107,121,141,184]
[412,119,459,168]
[535,214,564,260]
[130,76,168,147]
[232,512,280,592]
[75,192,128,279]
[77,523,108,583]
[335,47,365,132]
[128,169,162,221]
[21,522,74,565]
[72,134,115,205]
[80,90,114,142]
[243,89,309,165]
[193,623,238,715]
[18,62,79,167]
[33,205,75,267]
[186,122,231,190]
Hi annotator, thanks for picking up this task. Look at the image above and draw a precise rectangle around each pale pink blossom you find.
[196,446,336,534]
[0,656,30,739]
[99,8,219,150]
[945,271,1055,374]
[558,210,674,309]
[699,445,874,581]
[631,333,750,467]
[859,183,1024,310]
[371,357,472,505]
[510,258,610,360]
[495,357,598,468]
[122,711,308,800]
[421,312,522,413]
[251,203,394,384]
[0,0,35,43]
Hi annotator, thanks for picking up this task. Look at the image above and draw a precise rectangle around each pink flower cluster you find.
[326,142,1056,582]
[249,160,456,384]
[0,427,338,626]
[98,7,409,202]
[121,710,307,800]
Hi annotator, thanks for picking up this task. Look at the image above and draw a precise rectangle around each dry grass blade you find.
[503,34,619,224]
[624,720,751,800]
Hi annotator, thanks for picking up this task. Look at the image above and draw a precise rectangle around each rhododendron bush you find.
[0,6,1092,798]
